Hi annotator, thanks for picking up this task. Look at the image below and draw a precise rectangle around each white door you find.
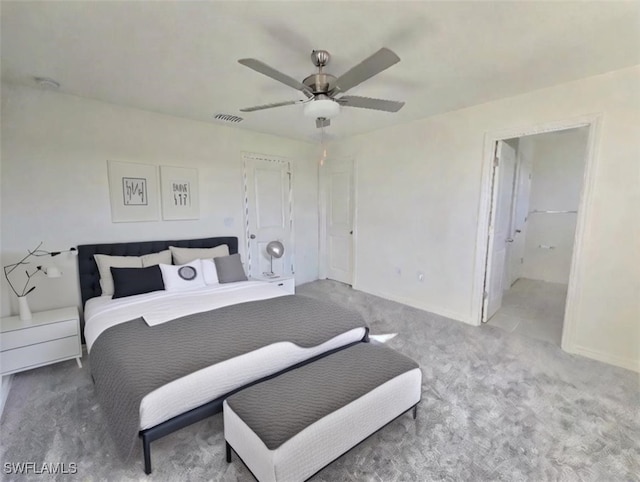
[243,155,293,278]
[483,141,517,322]
[322,159,354,284]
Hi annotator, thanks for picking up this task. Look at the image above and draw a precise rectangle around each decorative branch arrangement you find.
[3,242,76,298]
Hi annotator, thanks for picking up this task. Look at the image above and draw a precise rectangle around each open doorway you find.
[482,126,590,345]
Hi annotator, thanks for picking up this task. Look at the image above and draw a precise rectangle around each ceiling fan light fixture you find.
[304,99,340,119]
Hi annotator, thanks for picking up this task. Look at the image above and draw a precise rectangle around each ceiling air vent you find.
[213,113,243,123]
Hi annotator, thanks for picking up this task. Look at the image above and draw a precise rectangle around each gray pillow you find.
[110,265,165,299]
[214,253,248,283]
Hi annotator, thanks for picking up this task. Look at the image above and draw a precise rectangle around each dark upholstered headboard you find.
[77,236,238,307]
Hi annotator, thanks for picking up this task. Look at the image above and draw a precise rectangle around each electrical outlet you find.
[417,271,424,282]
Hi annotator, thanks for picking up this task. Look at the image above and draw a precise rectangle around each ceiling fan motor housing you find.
[303,73,336,94]
[306,50,336,94]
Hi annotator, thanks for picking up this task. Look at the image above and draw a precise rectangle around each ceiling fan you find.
[238,48,405,128]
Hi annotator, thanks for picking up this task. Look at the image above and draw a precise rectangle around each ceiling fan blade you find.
[333,48,401,94]
[316,118,331,128]
[238,58,313,98]
[240,99,306,112]
[336,95,405,112]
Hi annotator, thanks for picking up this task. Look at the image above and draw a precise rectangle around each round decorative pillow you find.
[178,265,197,281]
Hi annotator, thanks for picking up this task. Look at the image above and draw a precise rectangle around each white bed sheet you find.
[84,281,288,352]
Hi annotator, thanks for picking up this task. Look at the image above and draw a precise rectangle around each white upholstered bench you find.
[223,342,422,482]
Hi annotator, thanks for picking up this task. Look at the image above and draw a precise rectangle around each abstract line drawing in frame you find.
[160,166,199,220]
[107,160,159,222]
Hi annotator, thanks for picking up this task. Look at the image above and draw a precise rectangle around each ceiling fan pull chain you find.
[320,126,327,166]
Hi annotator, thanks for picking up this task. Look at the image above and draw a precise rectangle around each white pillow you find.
[159,260,206,291]
[95,254,142,296]
[201,259,219,285]
[94,250,172,296]
[169,245,229,265]
[141,250,171,267]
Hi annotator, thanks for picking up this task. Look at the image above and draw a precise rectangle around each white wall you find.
[521,128,588,284]
[329,66,640,372]
[0,83,319,317]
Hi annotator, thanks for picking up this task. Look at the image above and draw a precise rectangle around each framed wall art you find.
[160,166,199,220]
[107,160,159,222]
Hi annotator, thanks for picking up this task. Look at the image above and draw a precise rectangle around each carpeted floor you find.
[486,278,568,345]
[1,280,638,481]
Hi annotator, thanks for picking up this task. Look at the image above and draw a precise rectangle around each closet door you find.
[243,154,293,278]
[321,158,354,285]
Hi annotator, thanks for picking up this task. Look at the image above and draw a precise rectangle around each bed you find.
[78,236,368,474]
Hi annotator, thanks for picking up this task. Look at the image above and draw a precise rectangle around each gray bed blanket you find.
[89,295,367,459]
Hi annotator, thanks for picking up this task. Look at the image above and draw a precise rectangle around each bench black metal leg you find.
[226,441,232,463]
[412,404,418,420]
[142,435,152,474]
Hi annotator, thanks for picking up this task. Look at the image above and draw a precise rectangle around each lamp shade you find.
[45,266,62,278]
[303,99,340,119]
[266,241,284,259]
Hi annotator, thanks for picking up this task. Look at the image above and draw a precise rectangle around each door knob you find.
[506,238,514,243]
[250,234,256,239]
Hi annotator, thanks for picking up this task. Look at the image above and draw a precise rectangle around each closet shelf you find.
[529,210,577,214]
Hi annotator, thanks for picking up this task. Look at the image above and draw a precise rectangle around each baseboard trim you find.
[351,284,472,326]
[566,344,640,373]
[0,375,14,418]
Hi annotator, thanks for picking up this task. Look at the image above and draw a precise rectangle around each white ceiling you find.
[2,1,639,143]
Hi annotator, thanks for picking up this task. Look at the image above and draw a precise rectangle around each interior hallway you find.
[486,278,568,345]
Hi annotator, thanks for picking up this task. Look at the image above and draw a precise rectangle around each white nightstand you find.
[252,275,295,295]
[0,306,82,376]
